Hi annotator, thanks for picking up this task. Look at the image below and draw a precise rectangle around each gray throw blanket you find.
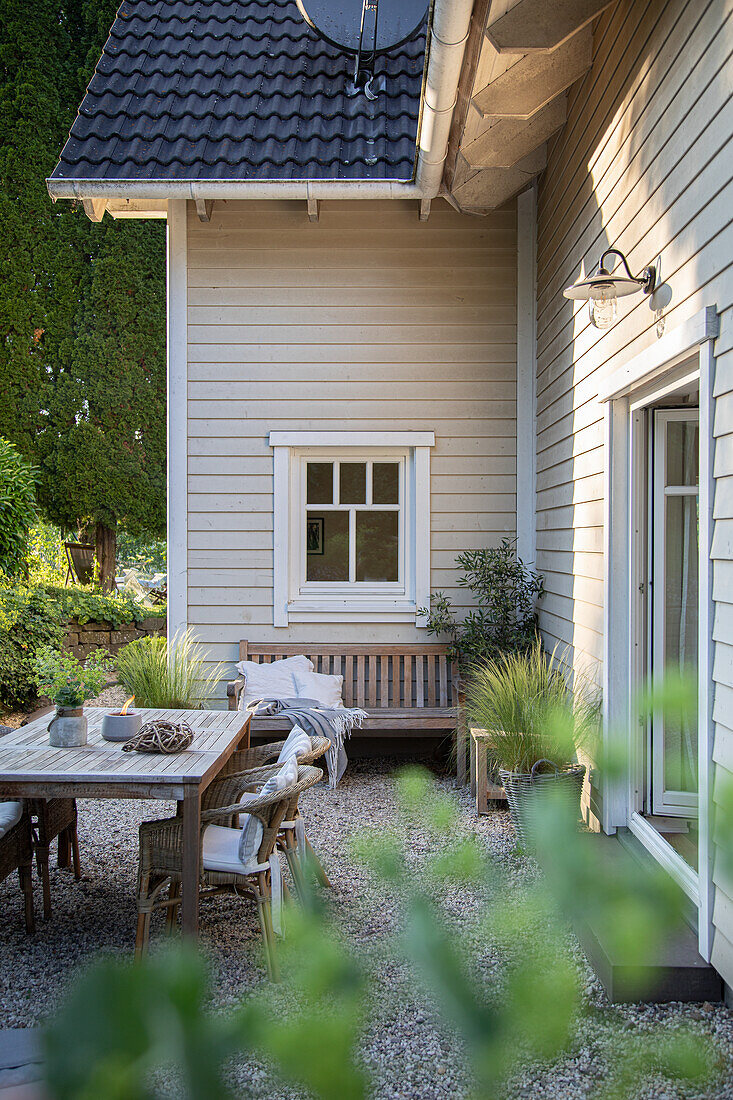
[246,698,368,786]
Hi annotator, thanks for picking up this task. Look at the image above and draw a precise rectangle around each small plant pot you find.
[499,761,586,850]
[101,711,142,742]
[48,706,88,748]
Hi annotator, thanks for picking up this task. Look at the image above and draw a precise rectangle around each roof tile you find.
[51,0,426,182]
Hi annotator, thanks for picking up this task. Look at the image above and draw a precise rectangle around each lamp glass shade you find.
[589,296,618,330]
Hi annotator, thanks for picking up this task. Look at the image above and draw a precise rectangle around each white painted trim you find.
[270,440,432,627]
[602,397,631,833]
[269,431,435,448]
[166,199,188,640]
[598,307,719,403]
[603,306,717,960]
[698,337,715,961]
[516,185,537,566]
[629,812,700,907]
[414,445,431,626]
[272,446,290,628]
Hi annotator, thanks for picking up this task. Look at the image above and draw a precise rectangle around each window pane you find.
[339,462,366,504]
[307,463,333,504]
[306,511,348,581]
[356,511,398,582]
[666,421,698,486]
[373,462,399,504]
[663,493,699,793]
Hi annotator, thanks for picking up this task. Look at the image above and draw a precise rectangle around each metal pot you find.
[48,706,88,748]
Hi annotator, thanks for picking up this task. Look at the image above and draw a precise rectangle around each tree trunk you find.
[95,522,117,592]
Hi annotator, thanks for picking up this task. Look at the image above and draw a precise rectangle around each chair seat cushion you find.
[202,824,263,876]
[0,801,23,839]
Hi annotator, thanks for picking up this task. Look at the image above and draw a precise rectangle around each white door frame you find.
[599,307,717,961]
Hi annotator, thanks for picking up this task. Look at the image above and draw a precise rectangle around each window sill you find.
[286,597,421,624]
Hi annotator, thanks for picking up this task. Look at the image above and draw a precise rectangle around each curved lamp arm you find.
[599,247,656,294]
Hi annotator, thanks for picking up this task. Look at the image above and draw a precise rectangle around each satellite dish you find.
[296,0,427,92]
[296,0,427,55]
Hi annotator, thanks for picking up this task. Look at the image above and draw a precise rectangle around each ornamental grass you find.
[465,642,599,774]
[116,629,224,710]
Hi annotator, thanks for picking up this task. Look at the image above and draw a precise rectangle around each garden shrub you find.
[0,579,165,711]
[419,539,544,671]
[0,437,37,577]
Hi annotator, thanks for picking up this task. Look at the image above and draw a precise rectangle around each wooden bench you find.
[226,641,459,747]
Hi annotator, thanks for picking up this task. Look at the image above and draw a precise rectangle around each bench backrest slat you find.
[237,641,456,710]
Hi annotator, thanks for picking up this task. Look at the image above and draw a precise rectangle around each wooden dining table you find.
[0,707,251,938]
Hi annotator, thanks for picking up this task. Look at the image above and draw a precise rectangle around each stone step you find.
[473,27,592,119]
[486,0,615,53]
[569,834,723,1003]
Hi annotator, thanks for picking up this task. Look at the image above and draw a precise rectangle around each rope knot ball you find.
[122,719,194,754]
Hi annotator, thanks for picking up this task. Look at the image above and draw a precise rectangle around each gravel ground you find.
[1,757,732,1099]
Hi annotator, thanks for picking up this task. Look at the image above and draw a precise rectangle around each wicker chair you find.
[0,803,35,932]
[28,798,81,919]
[203,735,332,895]
[136,764,323,979]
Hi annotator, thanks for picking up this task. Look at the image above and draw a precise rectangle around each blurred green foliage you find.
[117,530,167,577]
[43,694,723,1100]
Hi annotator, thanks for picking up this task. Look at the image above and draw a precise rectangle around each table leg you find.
[181,786,201,938]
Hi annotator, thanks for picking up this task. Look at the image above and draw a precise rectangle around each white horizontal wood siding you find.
[186,198,517,686]
[535,0,733,983]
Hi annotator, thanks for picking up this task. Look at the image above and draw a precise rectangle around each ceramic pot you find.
[48,706,88,748]
[101,711,142,742]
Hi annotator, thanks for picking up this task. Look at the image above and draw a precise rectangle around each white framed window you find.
[599,305,717,960]
[269,431,434,625]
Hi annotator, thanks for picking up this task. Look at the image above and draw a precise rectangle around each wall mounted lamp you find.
[563,247,657,330]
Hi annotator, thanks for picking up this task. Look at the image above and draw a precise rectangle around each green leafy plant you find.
[33,645,113,708]
[25,521,67,586]
[0,578,163,711]
[116,629,224,709]
[0,437,37,577]
[465,642,599,773]
[419,540,544,669]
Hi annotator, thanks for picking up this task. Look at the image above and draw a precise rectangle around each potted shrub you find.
[465,643,597,848]
[34,646,113,747]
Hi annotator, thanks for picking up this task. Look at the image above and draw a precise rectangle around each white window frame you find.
[269,431,434,626]
[600,306,717,961]
[650,409,700,817]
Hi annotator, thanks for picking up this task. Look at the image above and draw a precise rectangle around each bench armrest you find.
[226,676,245,711]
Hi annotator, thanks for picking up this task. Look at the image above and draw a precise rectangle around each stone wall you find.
[63,616,166,660]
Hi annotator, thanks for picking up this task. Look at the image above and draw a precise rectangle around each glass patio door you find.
[650,409,699,816]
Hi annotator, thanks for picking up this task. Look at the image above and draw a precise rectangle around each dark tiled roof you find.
[50,0,427,183]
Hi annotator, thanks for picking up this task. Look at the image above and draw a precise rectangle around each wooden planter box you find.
[470,728,507,814]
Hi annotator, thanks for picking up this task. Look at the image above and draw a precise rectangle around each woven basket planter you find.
[499,760,586,850]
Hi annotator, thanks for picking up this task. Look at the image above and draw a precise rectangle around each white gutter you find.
[46,0,473,204]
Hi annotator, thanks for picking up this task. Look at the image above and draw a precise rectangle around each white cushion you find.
[0,801,22,839]
[277,725,312,763]
[236,655,313,710]
[237,755,298,865]
[202,824,262,876]
[294,669,344,709]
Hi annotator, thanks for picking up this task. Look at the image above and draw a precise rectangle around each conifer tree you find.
[0,1,166,589]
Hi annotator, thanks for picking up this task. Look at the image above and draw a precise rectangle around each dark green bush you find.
[0,437,37,577]
[0,580,165,710]
[0,585,63,709]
